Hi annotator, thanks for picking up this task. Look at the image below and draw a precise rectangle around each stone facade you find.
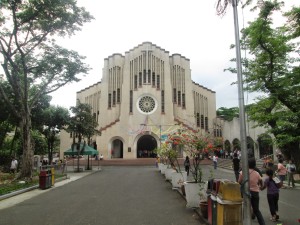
[222,116,275,159]
[60,42,218,159]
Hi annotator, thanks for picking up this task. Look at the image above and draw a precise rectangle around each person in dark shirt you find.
[232,153,240,182]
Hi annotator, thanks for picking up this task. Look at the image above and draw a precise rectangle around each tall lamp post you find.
[232,0,251,224]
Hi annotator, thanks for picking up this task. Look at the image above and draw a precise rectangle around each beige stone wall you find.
[222,116,275,159]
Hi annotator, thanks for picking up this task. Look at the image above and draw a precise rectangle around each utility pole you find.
[232,0,251,224]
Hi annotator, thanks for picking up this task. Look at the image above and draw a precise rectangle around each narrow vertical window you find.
[205,117,208,131]
[201,115,204,129]
[152,73,155,86]
[161,90,165,113]
[129,90,133,113]
[108,93,112,108]
[143,70,146,83]
[139,72,142,86]
[173,88,177,103]
[134,75,138,89]
[148,70,151,83]
[177,91,181,106]
[196,113,200,127]
[117,88,120,103]
[113,91,116,106]
[182,93,186,108]
[156,75,160,89]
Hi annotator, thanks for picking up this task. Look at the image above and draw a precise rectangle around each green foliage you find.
[0,0,93,178]
[237,1,300,163]
[217,107,239,121]
[68,101,99,142]
[31,130,47,155]
[0,179,39,196]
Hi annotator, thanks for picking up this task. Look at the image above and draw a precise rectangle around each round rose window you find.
[137,95,157,114]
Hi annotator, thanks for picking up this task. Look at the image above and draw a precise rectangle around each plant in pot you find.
[165,131,187,188]
[155,145,169,174]
[179,128,213,208]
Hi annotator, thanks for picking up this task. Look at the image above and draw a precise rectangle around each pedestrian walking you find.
[286,159,296,188]
[238,158,266,225]
[10,157,18,174]
[276,159,287,188]
[232,153,240,182]
[184,156,190,176]
[260,169,282,222]
[213,154,218,169]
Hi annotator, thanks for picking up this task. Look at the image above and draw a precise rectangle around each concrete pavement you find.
[0,166,202,225]
[0,162,299,225]
[0,169,96,210]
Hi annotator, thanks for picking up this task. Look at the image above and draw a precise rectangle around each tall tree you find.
[67,101,99,171]
[0,0,93,178]
[222,1,300,153]
[41,105,70,165]
[238,1,300,166]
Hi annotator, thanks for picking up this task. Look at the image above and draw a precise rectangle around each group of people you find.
[236,156,297,224]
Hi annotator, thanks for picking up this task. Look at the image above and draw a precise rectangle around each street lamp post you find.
[232,0,251,224]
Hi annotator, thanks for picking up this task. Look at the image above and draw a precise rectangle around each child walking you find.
[260,169,282,222]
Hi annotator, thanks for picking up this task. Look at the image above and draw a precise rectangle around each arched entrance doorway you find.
[257,134,273,158]
[137,135,157,158]
[112,139,123,158]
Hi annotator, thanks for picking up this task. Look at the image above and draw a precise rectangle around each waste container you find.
[51,167,55,186]
[208,195,218,225]
[39,170,49,189]
[217,180,242,201]
[46,169,51,188]
[216,197,242,225]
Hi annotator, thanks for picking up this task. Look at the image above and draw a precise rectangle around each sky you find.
[50,0,295,110]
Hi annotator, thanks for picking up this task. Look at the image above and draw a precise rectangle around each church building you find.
[60,42,219,159]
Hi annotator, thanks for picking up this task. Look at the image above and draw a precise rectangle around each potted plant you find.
[179,128,213,208]
[155,146,169,175]
[165,132,187,188]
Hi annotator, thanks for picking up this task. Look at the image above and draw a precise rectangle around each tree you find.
[67,101,99,170]
[240,1,300,167]
[41,105,70,165]
[217,107,239,121]
[0,0,93,179]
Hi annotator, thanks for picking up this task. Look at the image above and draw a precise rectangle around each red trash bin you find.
[39,170,47,189]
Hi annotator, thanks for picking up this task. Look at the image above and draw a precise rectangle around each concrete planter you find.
[184,181,206,208]
[158,163,163,171]
[160,164,168,174]
[165,168,176,181]
[171,171,187,188]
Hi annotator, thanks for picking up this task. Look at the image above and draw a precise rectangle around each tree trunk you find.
[18,115,33,179]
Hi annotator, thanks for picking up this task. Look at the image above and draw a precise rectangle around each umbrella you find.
[64,143,98,171]
[64,143,98,156]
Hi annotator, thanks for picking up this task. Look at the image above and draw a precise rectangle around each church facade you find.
[60,42,220,159]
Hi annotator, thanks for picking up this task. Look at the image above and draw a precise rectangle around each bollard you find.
[51,167,55,186]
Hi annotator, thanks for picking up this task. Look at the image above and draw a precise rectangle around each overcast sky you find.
[50,0,296,110]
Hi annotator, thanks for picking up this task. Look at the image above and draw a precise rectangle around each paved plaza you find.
[0,163,299,225]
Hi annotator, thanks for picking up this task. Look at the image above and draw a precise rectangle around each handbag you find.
[273,177,283,188]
